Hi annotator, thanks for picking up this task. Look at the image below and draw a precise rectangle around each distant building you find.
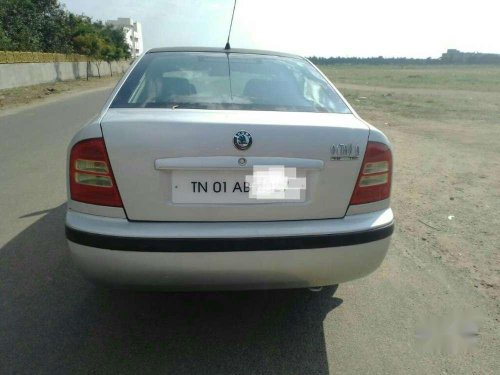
[441,49,500,64]
[106,18,143,58]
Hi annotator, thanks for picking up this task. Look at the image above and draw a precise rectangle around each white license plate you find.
[171,170,306,204]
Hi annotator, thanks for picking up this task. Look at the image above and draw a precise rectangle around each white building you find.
[106,18,143,58]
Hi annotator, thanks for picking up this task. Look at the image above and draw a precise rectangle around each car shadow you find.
[0,204,342,375]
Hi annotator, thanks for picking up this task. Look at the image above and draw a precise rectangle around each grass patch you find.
[0,75,121,111]
[318,64,500,124]
[319,64,500,92]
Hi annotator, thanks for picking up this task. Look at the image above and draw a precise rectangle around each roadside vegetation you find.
[310,49,500,65]
[0,0,130,68]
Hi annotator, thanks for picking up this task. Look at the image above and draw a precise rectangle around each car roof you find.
[146,47,304,59]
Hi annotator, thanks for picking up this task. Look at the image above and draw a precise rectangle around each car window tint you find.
[111,52,351,113]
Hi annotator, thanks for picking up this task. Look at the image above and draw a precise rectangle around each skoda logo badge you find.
[233,130,252,150]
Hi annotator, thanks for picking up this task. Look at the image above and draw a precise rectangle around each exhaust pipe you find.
[308,287,323,292]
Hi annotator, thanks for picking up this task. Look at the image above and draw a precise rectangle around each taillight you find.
[350,141,392,205]
[69,138,123,207]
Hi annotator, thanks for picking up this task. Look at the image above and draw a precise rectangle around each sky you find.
[61,0,499,58]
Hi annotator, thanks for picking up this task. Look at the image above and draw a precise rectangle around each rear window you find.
[111,52,351,113]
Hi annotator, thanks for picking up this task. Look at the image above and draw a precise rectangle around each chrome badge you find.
[331,143,360,160]
[233,130,252,151]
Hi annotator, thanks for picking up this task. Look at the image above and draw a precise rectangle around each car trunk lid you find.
[101,109,369,221]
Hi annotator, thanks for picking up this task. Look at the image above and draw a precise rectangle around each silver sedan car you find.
[65,47,394,290]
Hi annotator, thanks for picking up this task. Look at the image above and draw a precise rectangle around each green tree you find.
[0,0,43,51]
[0,0,72,52]
[0,0,131,66]
[100,25,131,59]
[74,33,105,79]
[0,27,12,51]
[100,43,115,76]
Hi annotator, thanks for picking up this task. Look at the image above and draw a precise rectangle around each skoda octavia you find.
[65,47,394,290]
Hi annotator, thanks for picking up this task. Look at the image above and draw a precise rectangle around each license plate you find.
[171,170,306,204]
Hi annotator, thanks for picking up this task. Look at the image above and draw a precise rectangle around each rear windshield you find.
[111,52,351,113]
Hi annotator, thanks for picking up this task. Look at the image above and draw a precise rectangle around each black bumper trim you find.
[65,221,394,252]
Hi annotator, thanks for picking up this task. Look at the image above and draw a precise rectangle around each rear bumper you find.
[66,208,393,290]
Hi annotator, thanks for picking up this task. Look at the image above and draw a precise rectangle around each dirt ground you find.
[2,66,497,301]
[0,75,121,111]
[0,65,498,373]
[3,66,497,303]
[320,65,500,303]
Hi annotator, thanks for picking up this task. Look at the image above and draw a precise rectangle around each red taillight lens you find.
[350,141,392,205]
[69,138,123,207]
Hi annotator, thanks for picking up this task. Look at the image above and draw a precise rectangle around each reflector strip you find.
[75,159,109,173]
[363,161,389,175]
[359,173,388,187]
[75,172,113,187]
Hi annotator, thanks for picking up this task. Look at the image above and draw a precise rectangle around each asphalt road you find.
[0,88,498,374]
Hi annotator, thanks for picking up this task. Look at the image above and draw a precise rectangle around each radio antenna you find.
[224,0,237,50]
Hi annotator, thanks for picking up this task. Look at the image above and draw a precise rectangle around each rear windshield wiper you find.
[144,102,209,109]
